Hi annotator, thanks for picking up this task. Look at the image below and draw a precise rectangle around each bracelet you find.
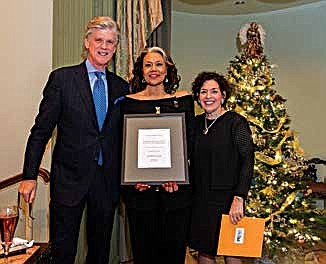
[234,196,244,202]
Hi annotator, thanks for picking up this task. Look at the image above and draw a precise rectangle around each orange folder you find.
[217,214,265,257]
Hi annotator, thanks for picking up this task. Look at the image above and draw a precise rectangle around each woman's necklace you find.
[203,110,225,135]
[203,117,218,135]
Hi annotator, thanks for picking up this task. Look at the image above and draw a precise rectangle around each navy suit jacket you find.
[23,61,129,207]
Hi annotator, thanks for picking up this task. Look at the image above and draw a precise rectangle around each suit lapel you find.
[74,62,99,130]
[103,70,116,127]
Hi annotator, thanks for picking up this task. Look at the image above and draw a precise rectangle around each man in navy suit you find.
[18,16,129,263]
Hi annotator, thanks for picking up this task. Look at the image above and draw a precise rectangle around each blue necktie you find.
[93,71,107,165]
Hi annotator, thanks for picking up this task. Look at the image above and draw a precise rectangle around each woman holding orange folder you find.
[188,72,254,264]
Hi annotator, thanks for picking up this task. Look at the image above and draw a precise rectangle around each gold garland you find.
[255,130,292,166]
[255,151,282,166]
[234,105,303,166]
[265,192,296,223]
[235,105,286,133]
[293,132,305,156]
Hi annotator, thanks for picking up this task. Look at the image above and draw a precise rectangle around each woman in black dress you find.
[119,47,194,264]
[189,72,254,264]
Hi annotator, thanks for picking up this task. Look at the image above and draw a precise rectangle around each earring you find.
[221,99,225,105]
[164,77,169,83]
[142,78,146,84]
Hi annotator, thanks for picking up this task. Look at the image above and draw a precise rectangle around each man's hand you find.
[18,180,37,203]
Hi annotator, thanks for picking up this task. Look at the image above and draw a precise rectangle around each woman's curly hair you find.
[191,71,232,108]
[130,47,180,94]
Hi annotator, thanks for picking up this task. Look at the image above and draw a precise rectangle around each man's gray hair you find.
[81,16,120,60]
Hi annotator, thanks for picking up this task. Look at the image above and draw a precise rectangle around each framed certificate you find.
[121,113,189,185]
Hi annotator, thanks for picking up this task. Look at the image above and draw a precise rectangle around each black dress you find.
[188,111,254,256]
[119,94,194,264]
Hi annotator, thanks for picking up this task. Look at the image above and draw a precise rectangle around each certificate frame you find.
[121,113,189,185]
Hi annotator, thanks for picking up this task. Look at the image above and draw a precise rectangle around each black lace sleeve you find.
[232,115,254,198]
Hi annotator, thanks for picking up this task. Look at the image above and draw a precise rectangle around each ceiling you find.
[172,0,324,15]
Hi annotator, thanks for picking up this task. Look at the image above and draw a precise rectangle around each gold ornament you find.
[260,186,275,196]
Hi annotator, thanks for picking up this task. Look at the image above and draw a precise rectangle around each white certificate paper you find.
[138,129,171,168]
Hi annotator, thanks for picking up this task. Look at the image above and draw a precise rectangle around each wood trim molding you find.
[309,182,326,198]
[0,168,50,191]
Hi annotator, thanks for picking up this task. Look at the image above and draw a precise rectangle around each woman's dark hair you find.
[130,47,180,94]
[191,71,232,108]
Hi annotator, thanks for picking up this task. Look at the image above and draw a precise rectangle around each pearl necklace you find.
[203,111,225,135]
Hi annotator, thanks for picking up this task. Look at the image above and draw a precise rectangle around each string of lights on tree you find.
[226,22,322,260]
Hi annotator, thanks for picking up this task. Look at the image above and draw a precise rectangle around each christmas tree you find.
[226,22,322,259]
